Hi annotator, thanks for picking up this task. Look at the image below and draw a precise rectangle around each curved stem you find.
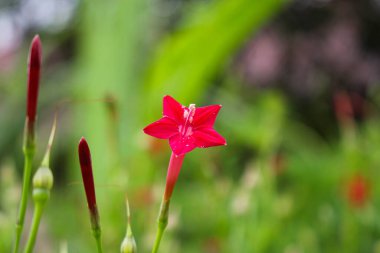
[13,148,35,253]
[23,201,44,253]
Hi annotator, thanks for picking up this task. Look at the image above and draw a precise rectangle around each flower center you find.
[179,104,196,137]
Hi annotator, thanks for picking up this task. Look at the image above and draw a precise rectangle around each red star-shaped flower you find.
[143,95,227,155]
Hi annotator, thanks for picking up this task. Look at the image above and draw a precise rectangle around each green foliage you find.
[145,0,287,115]
[2,0,380,252]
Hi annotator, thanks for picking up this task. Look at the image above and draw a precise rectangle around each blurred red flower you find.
[346,174,370,207]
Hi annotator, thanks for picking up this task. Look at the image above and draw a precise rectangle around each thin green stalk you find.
[151,199,170,253]
[151,227,165,253]
[13,146,35,253]
[23,201,45,253]
[93,227,103,253]
[95,238,103,253]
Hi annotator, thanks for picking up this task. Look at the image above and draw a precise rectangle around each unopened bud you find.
[24,35,42,150]
[26,35,42,125]
[78,137,100,229]
[32,167,53,203]
[121,198,137,253]
[33,167,53,191]
[120,235,137,253]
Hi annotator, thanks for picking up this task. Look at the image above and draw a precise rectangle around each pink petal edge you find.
[192,128,227,148]
[163,95,184,123]
[193,104,222,129]
[143,117,178,139]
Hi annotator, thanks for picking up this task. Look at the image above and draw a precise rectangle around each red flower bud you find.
[78,137,99,224]
[26,35,42,125]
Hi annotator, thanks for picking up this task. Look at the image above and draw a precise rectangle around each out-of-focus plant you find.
[145,0,287,112]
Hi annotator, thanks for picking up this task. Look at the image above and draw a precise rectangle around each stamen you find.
[188,104,196,123]
[180,104,196,136]
[184,127,193,137]
[183,110,189,119]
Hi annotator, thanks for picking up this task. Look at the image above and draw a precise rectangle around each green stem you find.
[23,201,45,253]
[13,146,35,253]
[151,199,170,253]
[151,227,164,253]
[93,227,103,253]
[95,237,103,253]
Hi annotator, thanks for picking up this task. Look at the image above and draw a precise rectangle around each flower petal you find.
[163,95,185,123]
[192,128,227,148]
[169,134,196,155]
[192,105,222,129]
[143,117,178,139]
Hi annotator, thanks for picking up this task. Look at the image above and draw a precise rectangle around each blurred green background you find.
[1,0,380,252]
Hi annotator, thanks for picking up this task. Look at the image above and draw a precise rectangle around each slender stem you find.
[93,227,103,253]
[95,237,103,253]
[151,227,164,253]
[13,147,35,253]
[151,199,170,253]
[23,201,45,253]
